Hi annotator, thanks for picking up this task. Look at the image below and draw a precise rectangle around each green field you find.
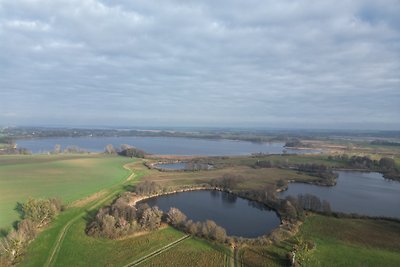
[139,237,228,267]
[0,154,133,229]
[240,215,400,267]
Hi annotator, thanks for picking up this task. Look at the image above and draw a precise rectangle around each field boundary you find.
[121,235,191,267]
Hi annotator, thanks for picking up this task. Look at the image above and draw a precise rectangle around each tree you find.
[100,215,117,239]
[167,208,187,228]
[119,145,145,158]
[21,198,62,227]
[185,220,197,235]
[282,200,297,221]
[135,181,162,195]
[139,207,163,230]
[379,157,396,171]
[276,179,287,188]
[53,144,61,154]
[322,200,332,214]
[0,230,24,264]
[105,144,116,154]
[16,219,37,241]
[211,225,227,242]
[210,174,243,190]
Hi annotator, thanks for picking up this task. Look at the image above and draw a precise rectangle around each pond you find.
[280,171,400,218]
[140,190,281,238]
[16,136,320,156]
[154,163,187,170]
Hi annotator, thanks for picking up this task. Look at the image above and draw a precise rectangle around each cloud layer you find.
[1,0,399,129]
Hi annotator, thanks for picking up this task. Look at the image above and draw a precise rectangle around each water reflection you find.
[141,190,280,237]
[16,136,320,156]
[280,171,400,218]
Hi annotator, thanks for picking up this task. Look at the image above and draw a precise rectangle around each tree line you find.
[166,207,227,243]
[104,144,145,158]
[0,198,63,266]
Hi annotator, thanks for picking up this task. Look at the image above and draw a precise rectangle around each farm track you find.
[44,164,137,267]
[121,235,191,267]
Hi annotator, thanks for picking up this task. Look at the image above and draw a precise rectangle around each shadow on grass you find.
[0,228,9,238]
[14,202,24,219]
[83,208,101,225]
[122,184,135,192]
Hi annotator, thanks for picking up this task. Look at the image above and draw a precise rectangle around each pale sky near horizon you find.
[0,0,399,130]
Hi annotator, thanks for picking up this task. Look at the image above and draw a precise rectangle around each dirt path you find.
[121,235,191,267]
[123,163,136,181]
[44,162,137,267]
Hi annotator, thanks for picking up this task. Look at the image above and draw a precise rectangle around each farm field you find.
[139,237,228,267]
[0,154,133,229]
[240,214,400,267]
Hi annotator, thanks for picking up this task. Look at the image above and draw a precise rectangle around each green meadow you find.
[240,215,400,267]
[0,154,133,229]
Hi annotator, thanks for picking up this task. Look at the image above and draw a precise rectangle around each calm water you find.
[141,190,281,238]
[16,136,319,155]
[280,171,400,218]
[154,163,187,170]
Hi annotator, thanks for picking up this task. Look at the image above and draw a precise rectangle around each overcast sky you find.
[0,0,399,130]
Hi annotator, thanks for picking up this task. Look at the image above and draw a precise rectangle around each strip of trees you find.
[0,198,63,266]
[166,207,227,243]
[0,147,31,155]
[105,144,146,158]
[209,174,243,190]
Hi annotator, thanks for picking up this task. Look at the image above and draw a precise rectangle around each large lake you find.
[141,190,281,238]
[16,136,319,156]
[280,171,400,218]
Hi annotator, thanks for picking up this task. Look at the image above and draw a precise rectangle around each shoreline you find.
[127,187,296,242]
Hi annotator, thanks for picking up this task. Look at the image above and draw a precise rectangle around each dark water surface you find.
[141,190,281,238]
[16,136,319,155]
[280,171,400,218]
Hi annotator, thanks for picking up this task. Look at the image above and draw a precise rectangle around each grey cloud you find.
[0,0,399,129]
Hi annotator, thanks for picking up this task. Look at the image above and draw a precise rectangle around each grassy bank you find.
[240,214,400,266]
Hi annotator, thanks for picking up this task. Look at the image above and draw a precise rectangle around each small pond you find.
[154,163,187,170]
[140,190,281,238]
[280,171,400,218]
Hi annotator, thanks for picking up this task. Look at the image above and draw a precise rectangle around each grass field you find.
[0,154,133,229]
[139,237,228,267]
[139,157,320,189]
[210,154,348,168]
[240,214,400,267]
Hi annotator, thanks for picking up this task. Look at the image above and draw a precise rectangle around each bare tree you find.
[105,144,116,154]
[53,144,61,154]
